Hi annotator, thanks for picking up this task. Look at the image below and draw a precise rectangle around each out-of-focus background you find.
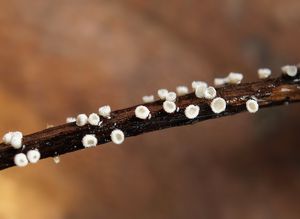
[0,0,300,218]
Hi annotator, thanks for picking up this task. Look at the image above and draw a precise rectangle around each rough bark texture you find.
[0,72,299,171]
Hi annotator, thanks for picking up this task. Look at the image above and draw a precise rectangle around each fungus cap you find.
[111,129,125,145]
[82,134,98,148]
[210,97,226,114]
[14,153,28,167]
[76,114,88,126]
[204,86,217,99]
[246,99,259,113]
[163,101,176,113]
[27,149,41,164]
[135,106,150,119]
[184,105,200,119]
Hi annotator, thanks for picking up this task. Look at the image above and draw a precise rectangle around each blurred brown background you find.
[0,0,300,218]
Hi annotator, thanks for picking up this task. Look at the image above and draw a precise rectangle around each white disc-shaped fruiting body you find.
[157,89,168,100]
[14,153,28,167]
[176,86,189,96]
[258,68,271,79]
[227,72,243,84]
[192,81,207,91]
[195,83,208,98]
[66,117,76,123]
[82,134,98,148]
[27,149,41,164]
[214,78,226,86]
[210,97,226,114]
[184,105,200,119]
[76,114,88,126]
[204,86,217,100]
[2,132,13,144]
[246,99,259,113]
[163,101,176,113]
[135,105,150,119]
[10,132,23,149]
[111,129,125,145]
[88,113,100,126]
[142,95,155,103]
[165,92,177,102]
[98,105,111,118]
[281,65,298,77]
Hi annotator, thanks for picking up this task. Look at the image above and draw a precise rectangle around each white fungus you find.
[195,83,208,98]
[82,134,98,148]
[135,105,150,119]
[184,105,200,119]
[14,153,28,167]
[110,129,125,145]
[246,99,259,113]
[88,113,100,126]
[157,89,169,100]
[192,81,207,91]
[281,65,298,77]
[2,132,13,144]
[66,117,76,123]
[258,68,271,79]
[163,101,176,113]
[165,92,177,102]
[10,132,23,149]
[176,86,189,96]
[227,72,243,84]
[210,97,226,114]
[142,95,155,103]
[204,86,217,99]
[76,114,88,126]
[214,78,226,86]
[27,149,41,164]
[98,105,111,118]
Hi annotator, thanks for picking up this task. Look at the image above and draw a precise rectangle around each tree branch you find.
[1,72,300,171]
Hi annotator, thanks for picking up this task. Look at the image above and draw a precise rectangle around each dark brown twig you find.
[1,72,300,171]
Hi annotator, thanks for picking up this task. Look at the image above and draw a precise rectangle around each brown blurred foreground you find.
[0,0,300,219]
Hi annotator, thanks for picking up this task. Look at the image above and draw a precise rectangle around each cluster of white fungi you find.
[2,65,298,168]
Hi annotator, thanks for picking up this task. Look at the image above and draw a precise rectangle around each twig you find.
[0,72,300,171]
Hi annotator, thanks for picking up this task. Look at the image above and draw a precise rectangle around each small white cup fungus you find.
[281,65,298,77]
[2,132,13,144]
[214,78,226,86]
[210,97,226,114]
[110,129,125,145]
[142,95,155,103]
[246,99,259,113]
[165,92,177,102]
[27,149,41,164]
[258,68,271,79]
[204,86,217,99]
[76,114,88,126]
[82,134,98,148]
[184,105,200,119]
[157,89,168,100]
[66,117,76,123]
[163,101,176,113]
[10,134,23,149]
[192,81,207,91]
[227,72,243,84]
[14,153,28,167]
[176,86,189,96]
[88,113,101,126]
[135,106,150,119]
[99,105,111,118]
[195,83,208,98]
